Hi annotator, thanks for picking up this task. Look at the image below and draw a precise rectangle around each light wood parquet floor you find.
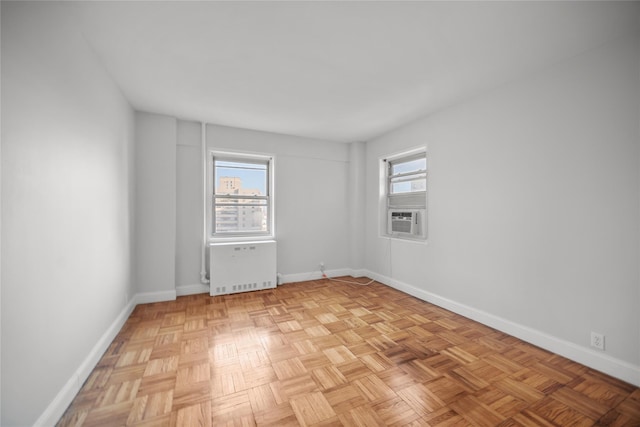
[58,278,640,426]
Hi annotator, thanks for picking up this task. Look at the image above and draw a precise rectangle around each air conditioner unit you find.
[388,210,420,235]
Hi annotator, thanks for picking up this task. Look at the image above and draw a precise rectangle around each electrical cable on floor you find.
[319,266,375,286]
[315,237,392,287]
[326,276,375,286]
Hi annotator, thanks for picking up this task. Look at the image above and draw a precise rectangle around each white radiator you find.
[209,240,277,296]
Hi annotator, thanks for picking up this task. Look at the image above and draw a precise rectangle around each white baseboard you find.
[350,268,368,278]
[178,269,360,290]
[176,283,210,296]
[364,269,640,387]
[134,289,177,304]
[180,270,359,292]
[34,298,137,427]
[279,268,353,284]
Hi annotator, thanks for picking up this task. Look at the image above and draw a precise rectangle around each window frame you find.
[208,150,275,242]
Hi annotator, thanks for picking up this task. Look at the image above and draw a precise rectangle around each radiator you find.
[209,240,277,296]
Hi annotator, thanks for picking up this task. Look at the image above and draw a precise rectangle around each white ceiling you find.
[72,1,640,143]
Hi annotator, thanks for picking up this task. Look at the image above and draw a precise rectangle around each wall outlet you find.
[590,332,605,351]
[320,262,325,270]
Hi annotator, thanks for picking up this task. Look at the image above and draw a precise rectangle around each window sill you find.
[209,235,275,244]
[381,234,429,245]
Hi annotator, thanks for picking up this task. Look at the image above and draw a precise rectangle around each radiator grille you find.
[209,241,277,296]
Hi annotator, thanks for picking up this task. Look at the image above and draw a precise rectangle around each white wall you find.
[1,2,136,425]
[149,117,354,290]
[135,113,177,298]
[206,124,351,279]
[364,35,640,383]
[176,120,203,288]
[153,117,353,291]
[349,142,366,271]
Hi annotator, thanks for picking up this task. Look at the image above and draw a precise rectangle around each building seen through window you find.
[215,176,266,233]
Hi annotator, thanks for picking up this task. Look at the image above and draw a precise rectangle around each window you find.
[383,150,427,240]
[388,154,427,196]
[211,152,273,238]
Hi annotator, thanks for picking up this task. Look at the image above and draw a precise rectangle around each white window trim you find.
[208,150,275,242]
[379,147,428,242]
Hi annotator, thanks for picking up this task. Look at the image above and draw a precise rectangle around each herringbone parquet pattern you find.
[58,278,640,426]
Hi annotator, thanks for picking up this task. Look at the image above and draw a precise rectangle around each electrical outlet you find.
[590,332,605,351]
[320,262,325,270]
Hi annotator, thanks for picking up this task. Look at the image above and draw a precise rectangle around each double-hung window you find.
[211,152,273,239]
[384,150,427,240]
[388,153,427,198]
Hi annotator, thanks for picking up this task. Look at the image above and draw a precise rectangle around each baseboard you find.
[350,268,368,278]
[279,268,353,284]
[176,283,210,296]
[134,289,177,304]
[179,271,361,292]
[364,269,640,388]
[33,298,137,427]
[178,270,362,291]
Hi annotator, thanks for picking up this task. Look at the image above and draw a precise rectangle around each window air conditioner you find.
[388,210,419,235]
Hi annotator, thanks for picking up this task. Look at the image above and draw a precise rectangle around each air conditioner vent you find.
[388,209,424,237]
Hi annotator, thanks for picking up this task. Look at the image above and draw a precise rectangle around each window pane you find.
[215,161,267,196]
[390,157,426,176]
[390,178,426,194]
[214,198,268,233]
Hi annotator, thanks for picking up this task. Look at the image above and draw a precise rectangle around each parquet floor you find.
[58,278,640,426]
